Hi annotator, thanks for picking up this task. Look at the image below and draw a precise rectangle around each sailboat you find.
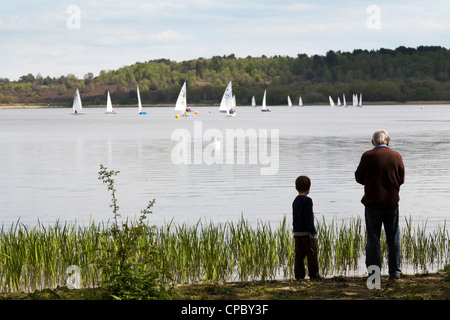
[352,94,358,107]
[251,96,256,107]
[261,90,270,112]
[174,82,189,116]
[329,95,335,107]
[137,86,146,114]
[105,91,118,114]
[337,97,341,107]
[287,95,293,107]
[219,81,233,113]
[71,89,85,115]
[358,93,363,107]
[227,94,236,117]
[299,97,303,107]
[343,94,347,108]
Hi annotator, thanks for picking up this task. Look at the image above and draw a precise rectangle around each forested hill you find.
[1,45,450,106]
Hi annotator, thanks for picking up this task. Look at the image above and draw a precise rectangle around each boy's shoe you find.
[389,273,401,280]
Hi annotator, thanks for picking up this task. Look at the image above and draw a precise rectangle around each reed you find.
[0,216,448,292]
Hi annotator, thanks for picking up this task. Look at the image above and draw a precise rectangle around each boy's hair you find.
[295,175,311,193]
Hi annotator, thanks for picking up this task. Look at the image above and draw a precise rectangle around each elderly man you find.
[355,130,405,279]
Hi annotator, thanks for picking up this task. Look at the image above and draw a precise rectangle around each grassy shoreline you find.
[1,272,448,300]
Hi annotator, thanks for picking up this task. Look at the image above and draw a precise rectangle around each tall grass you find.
[0,216,448,292]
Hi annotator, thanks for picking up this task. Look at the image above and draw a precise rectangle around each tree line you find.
[1,46,450,106]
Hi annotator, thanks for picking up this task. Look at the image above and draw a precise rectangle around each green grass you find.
[0,216,448,293]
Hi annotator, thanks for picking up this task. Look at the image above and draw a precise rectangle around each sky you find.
[1,0,449,81]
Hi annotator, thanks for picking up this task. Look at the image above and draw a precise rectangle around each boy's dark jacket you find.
[292,195,316,235]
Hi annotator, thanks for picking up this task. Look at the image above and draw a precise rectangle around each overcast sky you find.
[1,0,449,81]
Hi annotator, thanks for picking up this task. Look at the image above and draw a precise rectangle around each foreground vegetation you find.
[1,46,450,106]
[1,214,448,295]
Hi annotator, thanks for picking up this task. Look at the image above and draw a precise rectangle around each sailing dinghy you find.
[261,90,270,112]
[71,89,85,115]
[219,81,233,113]
[174,82,189,116]
[105,91,118,114]
[329,95,335,107]
[288,95,292,107]
[137,86,146,114]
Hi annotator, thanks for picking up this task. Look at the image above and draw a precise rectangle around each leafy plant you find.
[97,164,171,300]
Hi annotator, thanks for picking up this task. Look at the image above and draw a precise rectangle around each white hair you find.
[372,130,390,145]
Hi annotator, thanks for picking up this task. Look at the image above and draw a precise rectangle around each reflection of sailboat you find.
[252,96,256,107]
[137,86,146,114]
[71,89,85,115]
[219,81,233,112]
[299,96,303,107]
[174,82,189,116]
[261,90,271,112]
[288,95,292,107]
[329,95,335,107]
[105,91,118,114]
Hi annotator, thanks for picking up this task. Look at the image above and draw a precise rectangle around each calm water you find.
[0,104,449,230]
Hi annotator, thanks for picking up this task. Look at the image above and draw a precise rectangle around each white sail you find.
[299,96,303,107]
[232,95,236,108]
[287,95,292,107]
[329,95,335,107]
[252,96,256,107]
[72,89,84,114]
[219,81,233,112]
[337,97,341,106]
[137,86,146,114]
[105,91,117,114]
[174,82,187,113]
[261,89,270,112]
[359,93,363,107]
[343,94,347,107]
[352,94,357,107]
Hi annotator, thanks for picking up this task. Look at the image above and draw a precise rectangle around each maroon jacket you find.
[355,146,405,210]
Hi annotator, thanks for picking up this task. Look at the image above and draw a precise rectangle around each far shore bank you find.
[1,101,449,109]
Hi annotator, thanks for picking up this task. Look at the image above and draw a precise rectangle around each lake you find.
[0,104,449,231]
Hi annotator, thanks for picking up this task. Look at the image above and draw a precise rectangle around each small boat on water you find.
[137,86,146,114]
[261,90,270,112]
[71,89,86,115]
[105,91,118,114]
[174,82,190,116]
[329,95,335,107]
[219,81,233,113]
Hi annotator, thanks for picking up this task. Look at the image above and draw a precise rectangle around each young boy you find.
[292,175,320,280]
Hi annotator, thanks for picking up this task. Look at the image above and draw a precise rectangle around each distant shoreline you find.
[1,101,449,109]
